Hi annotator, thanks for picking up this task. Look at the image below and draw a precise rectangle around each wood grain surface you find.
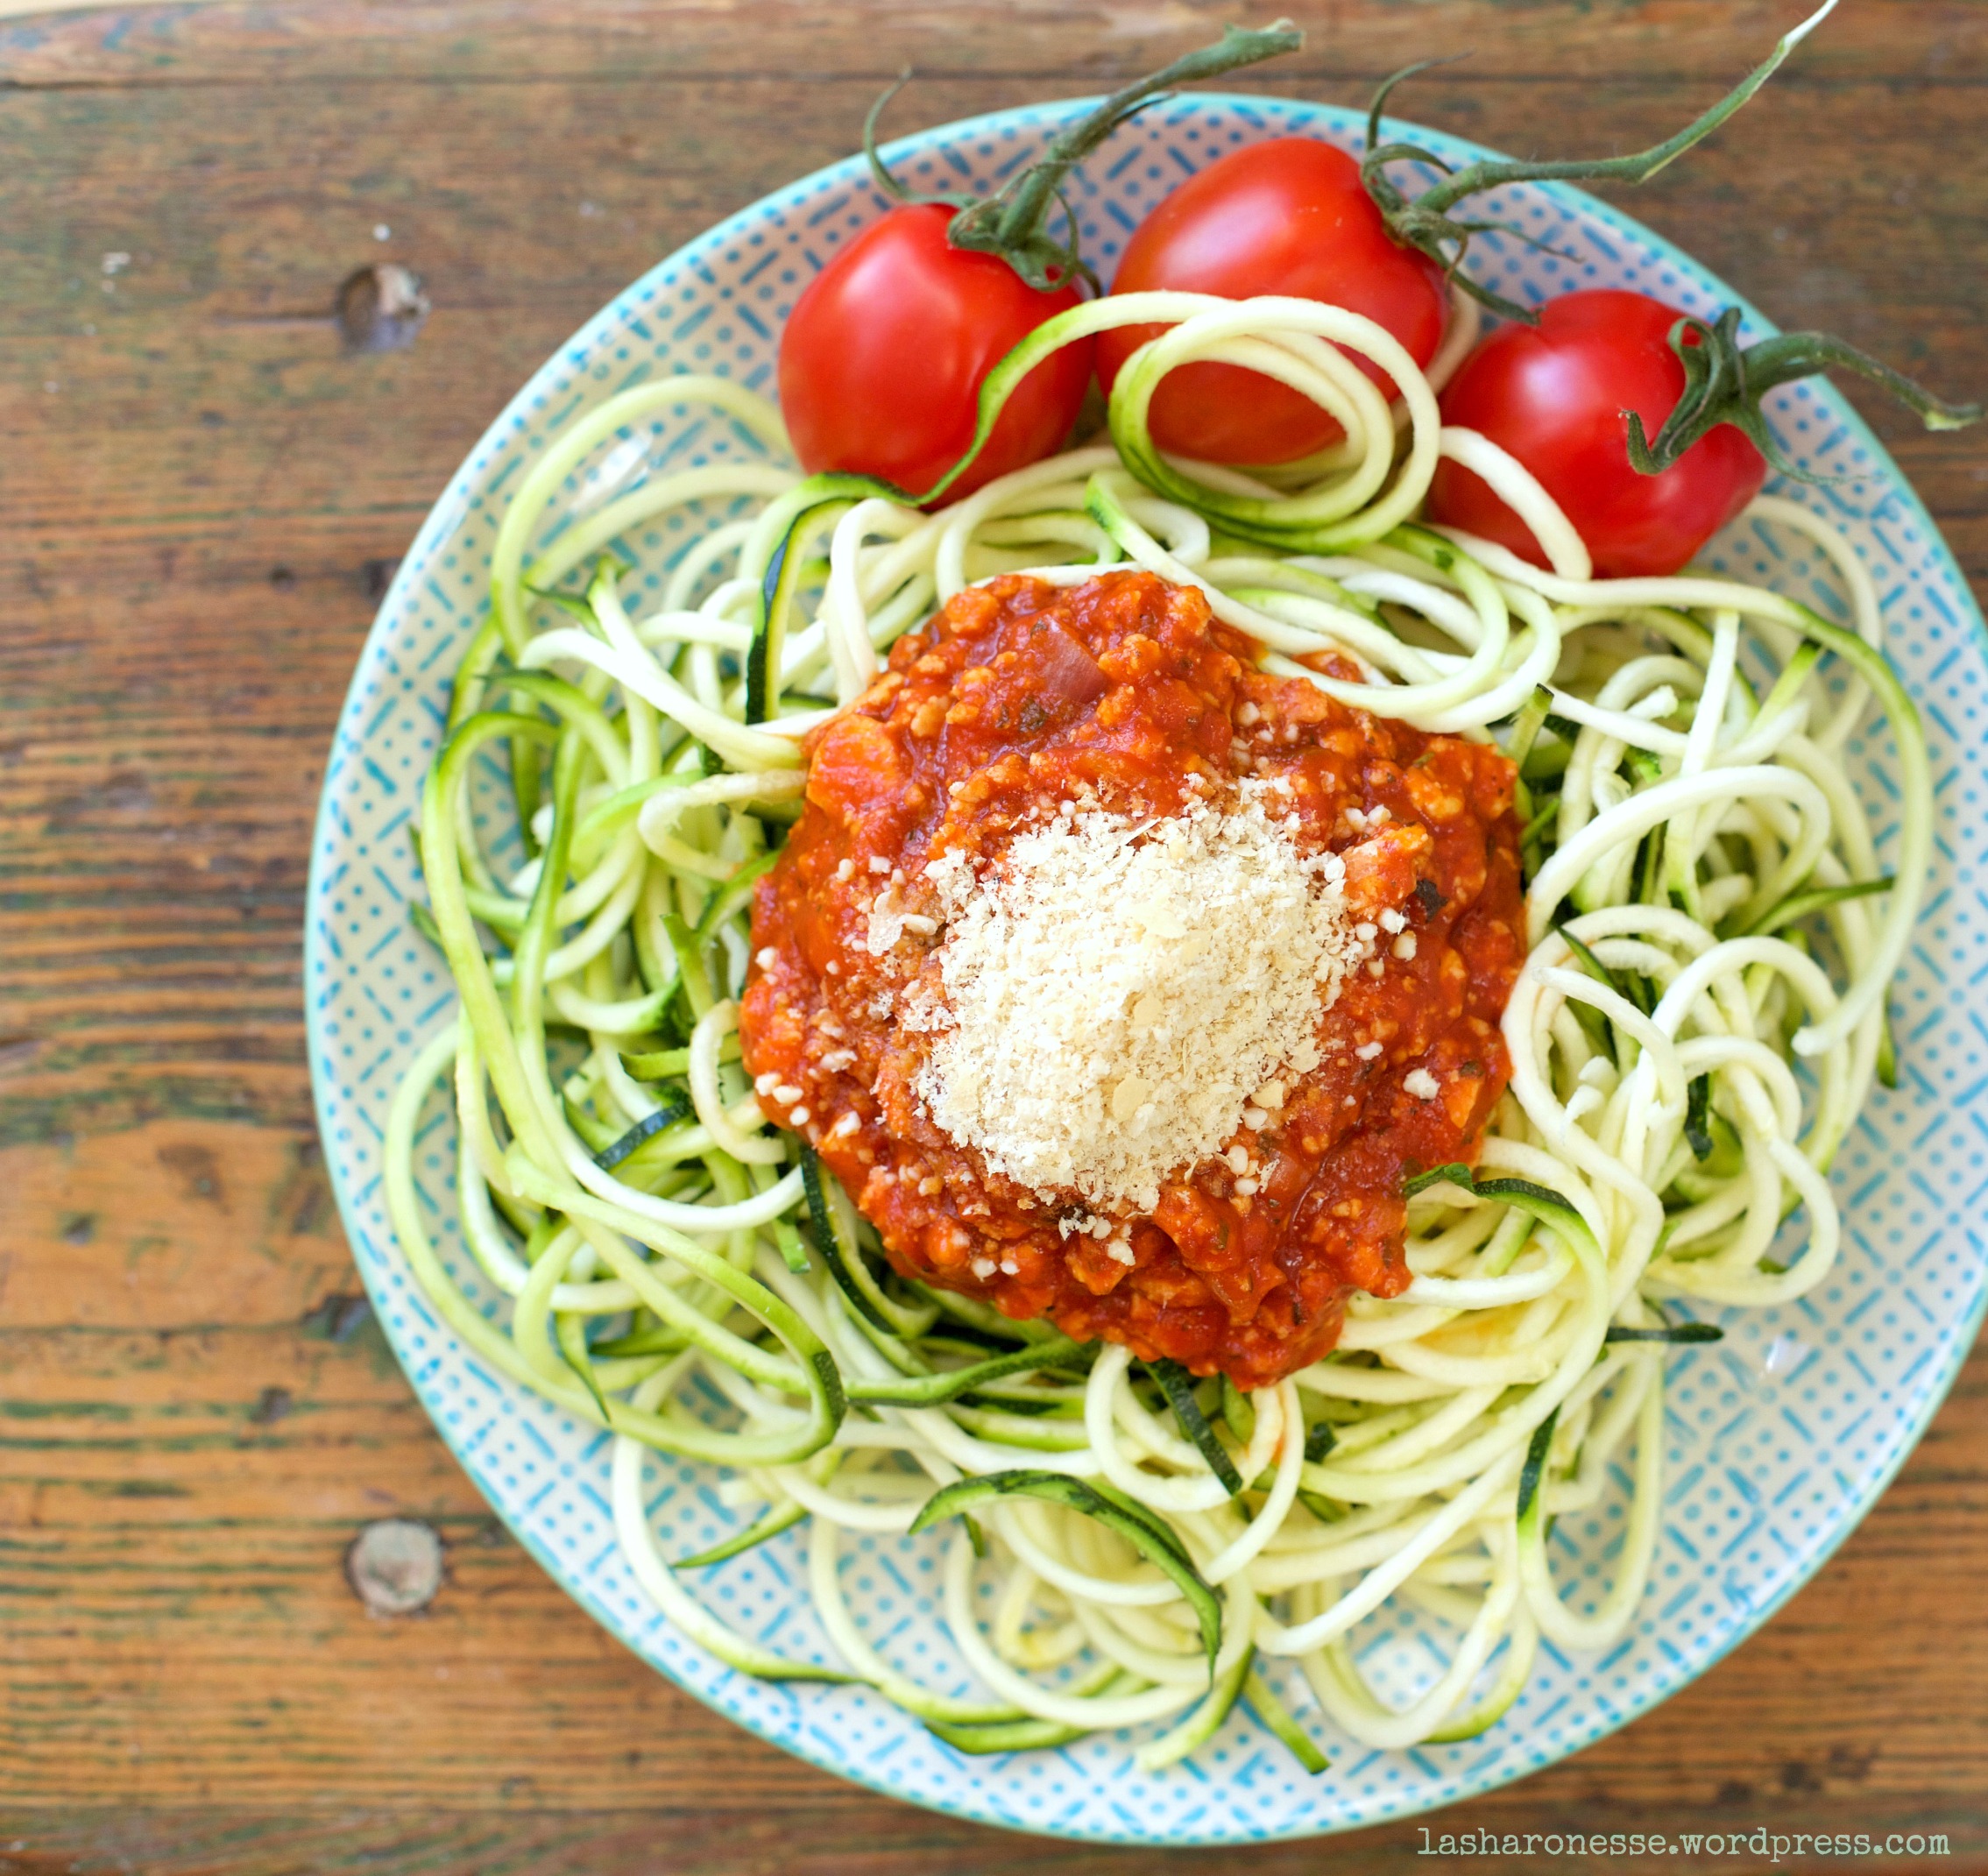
[2,2,1984,1871]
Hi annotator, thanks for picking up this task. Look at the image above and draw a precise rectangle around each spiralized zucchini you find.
[384,286,1927,1763]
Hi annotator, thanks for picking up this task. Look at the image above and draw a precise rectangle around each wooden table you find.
[4,3,1984,1870]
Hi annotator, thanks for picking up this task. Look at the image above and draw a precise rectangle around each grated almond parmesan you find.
[910,783,1357,1213]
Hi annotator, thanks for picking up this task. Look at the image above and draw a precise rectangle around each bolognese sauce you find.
[739,570,1523,1387]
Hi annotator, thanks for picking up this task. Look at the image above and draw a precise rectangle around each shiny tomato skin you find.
[1098,138,1450,465]
[778,203,1093,502]
[1426,289,1767,578]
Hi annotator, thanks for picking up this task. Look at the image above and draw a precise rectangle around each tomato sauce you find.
[740,570,1523,1386]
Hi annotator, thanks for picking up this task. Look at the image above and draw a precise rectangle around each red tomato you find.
[1098,138,1450,465]
[1426,290,1767,579]
[778,203,1093,502]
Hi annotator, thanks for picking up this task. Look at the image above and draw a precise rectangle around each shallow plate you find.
[304,92,1988,1844]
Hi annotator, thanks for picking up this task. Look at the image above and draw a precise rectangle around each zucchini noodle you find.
[385,285,1928,1763]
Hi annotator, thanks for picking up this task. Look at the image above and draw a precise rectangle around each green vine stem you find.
[865,22,1304,293]
[1624,306,1981,481]
[1362,0,1839,323]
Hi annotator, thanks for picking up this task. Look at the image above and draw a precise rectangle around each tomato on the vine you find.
[1093,22,1908,474]
[1426,290,1766,579]
[776,25,1303,503]
[1098,138,1450,465]
[1427,287,1980,577]
[779,204,1089,502]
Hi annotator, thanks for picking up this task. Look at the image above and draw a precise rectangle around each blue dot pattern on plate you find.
[303,96,1988,1846]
